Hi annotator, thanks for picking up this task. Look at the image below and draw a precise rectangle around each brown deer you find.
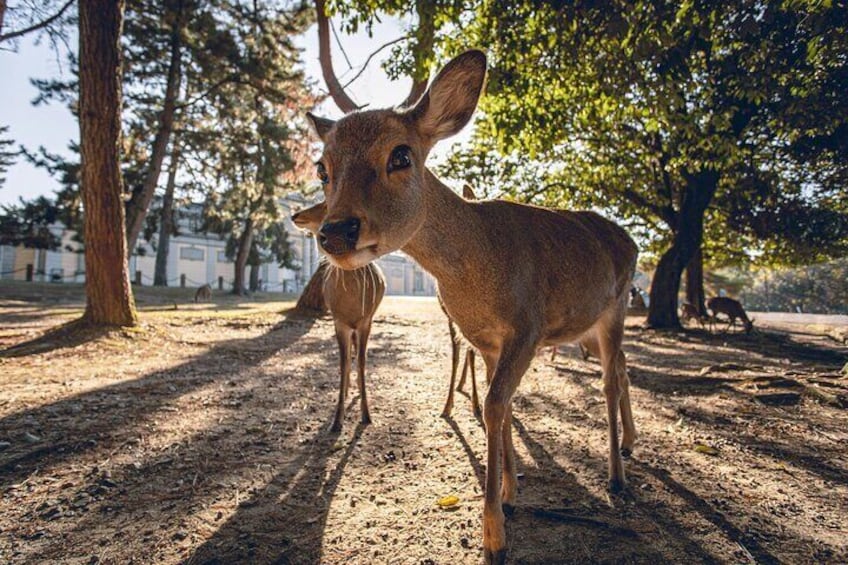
[442,183,483,418]
[194,284,212,303]
[680,302,708,327]
[707,296,754,333]
[292,201,387,432]
[306,50,638,563]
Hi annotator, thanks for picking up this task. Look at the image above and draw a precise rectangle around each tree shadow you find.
[0,318,116,359]
[0,312,317,482]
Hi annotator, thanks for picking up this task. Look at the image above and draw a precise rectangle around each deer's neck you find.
[401,170,482,287]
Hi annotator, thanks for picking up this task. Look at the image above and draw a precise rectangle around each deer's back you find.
[436,201,637,350]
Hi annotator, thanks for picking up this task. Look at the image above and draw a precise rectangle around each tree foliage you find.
[433,0,848,326]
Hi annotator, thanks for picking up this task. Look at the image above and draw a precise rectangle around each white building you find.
[0,193,437,296]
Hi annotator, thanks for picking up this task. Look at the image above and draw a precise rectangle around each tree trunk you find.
[685,247,706,316]
[153,145,180,286]
[249,263,260,292]
[232,217,254,295]
[647,171,718,329]
[78,0,137,327]
[125,0,185,256]
[295,262,328,314]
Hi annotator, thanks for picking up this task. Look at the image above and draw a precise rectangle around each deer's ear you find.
[292,201,327,234]
[408,50,487,142]
[306,112,335,141]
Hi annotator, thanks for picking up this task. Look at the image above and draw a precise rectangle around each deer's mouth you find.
[326,243,380,270]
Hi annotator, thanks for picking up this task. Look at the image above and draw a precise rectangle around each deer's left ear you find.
[407,50,487,143]
[306,112,336,142]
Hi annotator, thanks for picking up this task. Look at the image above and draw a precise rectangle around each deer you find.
[707,296,754,334]
[680,302,708,327]
[194,284,212,303]
[292,201,387,432]
[305,50,638,563]
[442,183,483,419]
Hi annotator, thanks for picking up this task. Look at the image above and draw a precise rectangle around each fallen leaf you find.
[437,495,460,508]
[693,443,719,456]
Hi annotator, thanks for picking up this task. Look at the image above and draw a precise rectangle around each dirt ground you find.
[1,281,846,564]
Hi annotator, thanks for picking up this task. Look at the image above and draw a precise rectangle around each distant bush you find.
[741,259,848,314]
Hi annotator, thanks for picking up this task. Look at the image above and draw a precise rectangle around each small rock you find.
[0,441,11,450]
[173,530,188,541]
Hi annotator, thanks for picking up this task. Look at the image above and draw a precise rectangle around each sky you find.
[0,12,467,207]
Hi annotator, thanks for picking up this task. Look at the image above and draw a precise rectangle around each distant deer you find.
[194,284,212,303]
[707,296,754,333]
[629,286,647,310]
[680,302,708,327]
[305,50,638,562]
[442,183,483,418]
[292,202,387,432]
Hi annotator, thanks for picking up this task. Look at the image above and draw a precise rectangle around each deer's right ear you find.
[408,50,487,143]
[306,112,335,141]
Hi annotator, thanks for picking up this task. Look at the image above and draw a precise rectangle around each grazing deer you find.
[306,50,638,563]
[292,202,387,432]
[629,286,647,310]
[442,183,483,418]
[707,296,754,333]
[194,284,212,303]
[680,302,708,327]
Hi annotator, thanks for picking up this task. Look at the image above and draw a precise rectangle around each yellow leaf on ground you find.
[693,443,719,456]
[437,495,460,508]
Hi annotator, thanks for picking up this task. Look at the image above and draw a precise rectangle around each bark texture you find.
[232,218,254,295]
[153,146,180,286]
[78,0,137,326]
[647,171,718,329]
[685,247,707,316]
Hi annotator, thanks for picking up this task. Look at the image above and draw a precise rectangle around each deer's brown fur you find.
[293,202,386,432]
[306,51,638,563]
[194,284,212,303]
[707,296,754,333]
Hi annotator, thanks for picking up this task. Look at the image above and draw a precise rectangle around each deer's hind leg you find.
[595,308,631,492]
[442,319,462,417]
[356,320,373,426]
[331,322,353,433]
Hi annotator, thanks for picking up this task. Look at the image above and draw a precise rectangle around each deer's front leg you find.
[356,322,372,425]
[331,324,352,433]
[482,341,535,565]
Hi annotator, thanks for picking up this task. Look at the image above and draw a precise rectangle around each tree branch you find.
[315,0,358,113]
[0,0,74,43]
[341,34,413,90]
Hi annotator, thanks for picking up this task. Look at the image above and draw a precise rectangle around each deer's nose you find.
[319,217,361,255]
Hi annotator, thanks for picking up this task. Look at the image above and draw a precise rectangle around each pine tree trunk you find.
[295,262,328,314]
[125,0,185,256]
[685,247,706,316]
[153,146,180,286]
[78,0,137,327]
[232,218,254,295]
[647,171,718,329]
[249,263,260,292]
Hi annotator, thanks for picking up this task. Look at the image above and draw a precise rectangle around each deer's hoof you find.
[361,414,372,426]
[330,421,342,434]
[608,478,626,494]
[484,547,507,565]
[502,503,515,518]
[621,447,632,459]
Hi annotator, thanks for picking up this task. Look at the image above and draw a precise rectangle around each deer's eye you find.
[387,145,412,173]
[316,162,329,185]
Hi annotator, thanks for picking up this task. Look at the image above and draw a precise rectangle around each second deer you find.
[293,202,387,432]
[707,296,754,333]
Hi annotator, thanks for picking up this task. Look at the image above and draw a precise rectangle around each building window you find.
[414,270,424,292]
[180,247,204,261]
[217,251,231,263]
